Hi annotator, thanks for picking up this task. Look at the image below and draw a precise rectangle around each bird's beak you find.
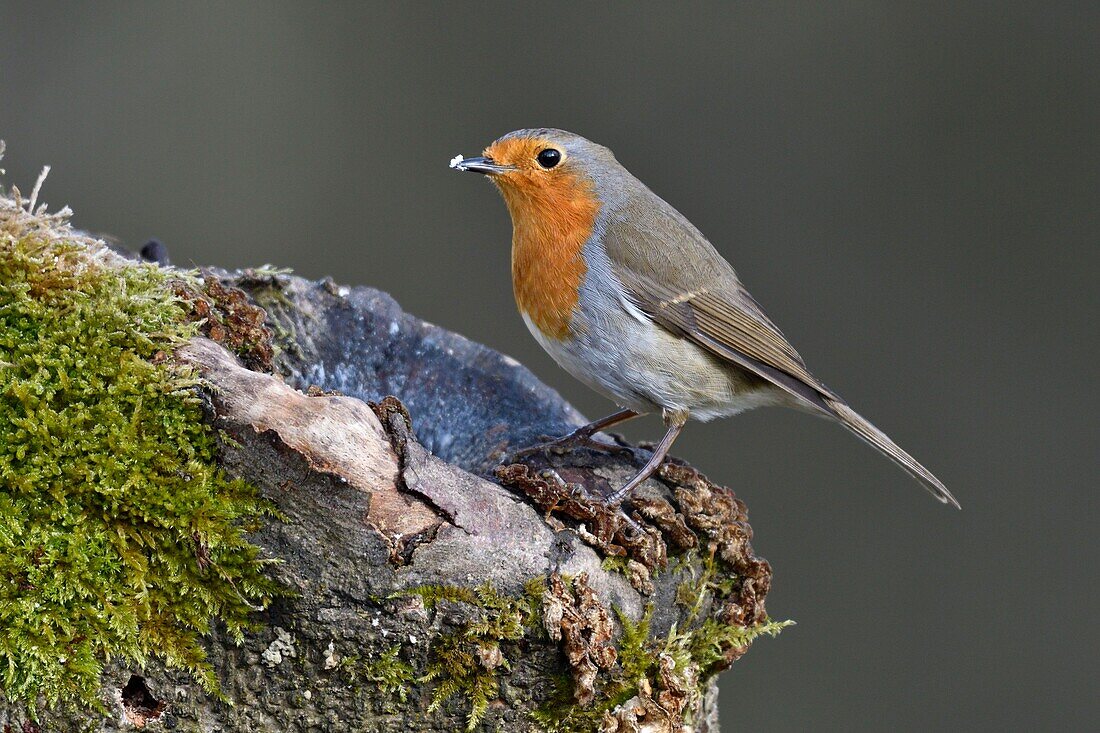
[449,155,514,175]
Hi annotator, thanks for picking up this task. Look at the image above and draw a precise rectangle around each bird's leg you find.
[513,408,640,458]
[604,412,687,506]
[557,409,640,446]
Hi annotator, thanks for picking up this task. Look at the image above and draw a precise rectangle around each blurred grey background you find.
[2,2,1096,730]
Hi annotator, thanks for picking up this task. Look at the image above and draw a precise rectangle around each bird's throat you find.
[499,177,599,340]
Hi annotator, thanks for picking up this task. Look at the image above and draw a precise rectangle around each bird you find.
[449,129,959,509]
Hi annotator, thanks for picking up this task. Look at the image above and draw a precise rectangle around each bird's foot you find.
[600,459,668,509]
[614,504,647,536]
[600,416,684,507]
[538,466,646,535]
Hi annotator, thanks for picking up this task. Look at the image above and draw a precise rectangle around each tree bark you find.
[3,266,777,733]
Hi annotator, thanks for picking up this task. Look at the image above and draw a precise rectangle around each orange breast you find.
[497,173,600,340]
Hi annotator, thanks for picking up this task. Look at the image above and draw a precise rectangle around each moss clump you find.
[659,552,793,698]
[534,555,792,732]
[530,601,651,733]
[363,645,415,703]
[600,554,631,575]
[614,604,655,688]
[687,616,793,673]
[0,186,276,710]
[402,580,545,731]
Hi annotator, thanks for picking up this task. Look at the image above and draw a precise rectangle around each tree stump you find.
[0,182,784,732]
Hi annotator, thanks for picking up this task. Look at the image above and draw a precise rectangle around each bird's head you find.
[451,129,624,338]
[450,129,620,225]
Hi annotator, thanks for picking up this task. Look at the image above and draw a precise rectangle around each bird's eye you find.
[536,148,561,169]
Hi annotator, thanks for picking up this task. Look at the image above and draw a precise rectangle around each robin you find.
[450,129,959,509]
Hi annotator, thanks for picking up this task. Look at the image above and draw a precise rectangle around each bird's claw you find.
[614,504,646,536]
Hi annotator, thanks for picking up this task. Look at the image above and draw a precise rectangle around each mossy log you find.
[0,172,785,732]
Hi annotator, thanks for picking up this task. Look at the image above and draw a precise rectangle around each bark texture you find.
[3,267,777,733]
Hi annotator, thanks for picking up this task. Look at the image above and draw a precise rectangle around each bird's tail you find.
[824,397,960,509]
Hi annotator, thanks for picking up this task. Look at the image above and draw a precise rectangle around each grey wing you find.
[599,203,839,410]
[613,266,840,413]
[599,204,959,507]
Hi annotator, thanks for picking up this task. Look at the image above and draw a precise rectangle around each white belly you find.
[520,309,781,422]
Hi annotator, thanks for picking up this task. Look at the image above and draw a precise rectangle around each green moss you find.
[615,604,654,686]
[534,556,792,732]
[666,551,793,675]
[421,630,500,730]
[688,617,794,673]
[528,672,610,733]
[600,554,631,574]
[674,551,736,623]
[399,581,545,731]
[363,645,415,703]
[0,200,277,710]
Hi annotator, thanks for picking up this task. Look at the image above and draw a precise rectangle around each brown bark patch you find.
[179,338,440,557]
[543,572,618,706]
[174,274,275,371]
